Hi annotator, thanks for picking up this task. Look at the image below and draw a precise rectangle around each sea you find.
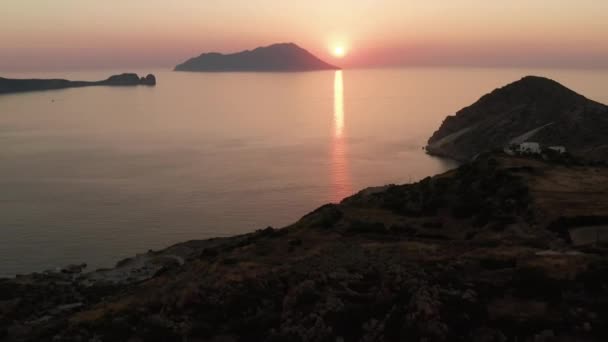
[1,67,607,276]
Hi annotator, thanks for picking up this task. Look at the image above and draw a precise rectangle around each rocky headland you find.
[0,73,156,94]
[2,152,608,341]
[174,43,339,72]
[426,76,608,162]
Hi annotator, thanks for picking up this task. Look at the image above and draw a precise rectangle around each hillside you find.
[3,154,608,341]
[174,43,339,72]
[426,76,608,161]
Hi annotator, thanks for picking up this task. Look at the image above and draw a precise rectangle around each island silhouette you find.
[0,73,156,94]
[174,43,339,72]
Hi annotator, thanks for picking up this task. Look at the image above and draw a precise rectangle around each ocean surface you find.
[1,67,607,276]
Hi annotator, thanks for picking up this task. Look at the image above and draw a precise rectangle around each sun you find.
[333,46,346,58]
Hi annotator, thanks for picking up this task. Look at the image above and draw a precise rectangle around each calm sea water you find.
[1,67,606,276]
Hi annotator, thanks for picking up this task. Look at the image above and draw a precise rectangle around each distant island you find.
[174,43,339,72]
[0,73,156,94]
[426,76,608,162]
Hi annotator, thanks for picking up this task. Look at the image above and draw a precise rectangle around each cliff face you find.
[174,43,339,72]
[3,154,608,341]
[426,76,608,161]
[0,73,156,94]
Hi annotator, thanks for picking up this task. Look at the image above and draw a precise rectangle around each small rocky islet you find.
[2,77,608,341]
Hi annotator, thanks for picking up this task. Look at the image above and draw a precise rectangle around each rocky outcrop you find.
[99,73,156,86]
[140,74,156,86]
[426,76,608,161]
[100,73,142,86]
[0,73,156,94]
[2,153,608,341]
[174,42,339,72]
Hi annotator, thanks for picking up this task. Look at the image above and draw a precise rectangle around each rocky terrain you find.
[174,43,338,72]
[426,76,608,161]
[2,153,608,341]
[0,73,156,94]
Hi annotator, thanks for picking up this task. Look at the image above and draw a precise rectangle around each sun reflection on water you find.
[333,70,344,137]
[331,70,352,203]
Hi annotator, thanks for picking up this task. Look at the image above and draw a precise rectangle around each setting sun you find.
[333,46,346,58]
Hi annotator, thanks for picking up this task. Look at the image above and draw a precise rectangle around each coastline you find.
[3,152,608,340]
[0,73,156,94]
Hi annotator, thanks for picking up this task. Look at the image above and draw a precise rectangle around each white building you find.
[518,142,541,154]
[548,146,567,154]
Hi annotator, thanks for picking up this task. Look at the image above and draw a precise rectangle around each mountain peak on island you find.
[174,42,339,72]
[254,42,299,50]
[426,75,608,161]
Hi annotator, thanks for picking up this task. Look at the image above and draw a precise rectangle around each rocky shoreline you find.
[4,76,608,341]
[2,153,608,341]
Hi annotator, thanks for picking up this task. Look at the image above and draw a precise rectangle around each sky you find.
[1,0,607,71]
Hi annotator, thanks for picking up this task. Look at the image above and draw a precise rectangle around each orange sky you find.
[1,1,607,71]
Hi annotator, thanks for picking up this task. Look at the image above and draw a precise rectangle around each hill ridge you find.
[426,75,608,161]
[174,42,339,72]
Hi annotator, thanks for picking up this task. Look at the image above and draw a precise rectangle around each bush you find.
[511,267,564,300]
[347,220,387,234]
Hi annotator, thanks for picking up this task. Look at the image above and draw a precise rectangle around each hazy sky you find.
[1,1,607,71]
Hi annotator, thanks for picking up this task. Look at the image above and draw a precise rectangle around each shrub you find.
[347,220,387,234]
